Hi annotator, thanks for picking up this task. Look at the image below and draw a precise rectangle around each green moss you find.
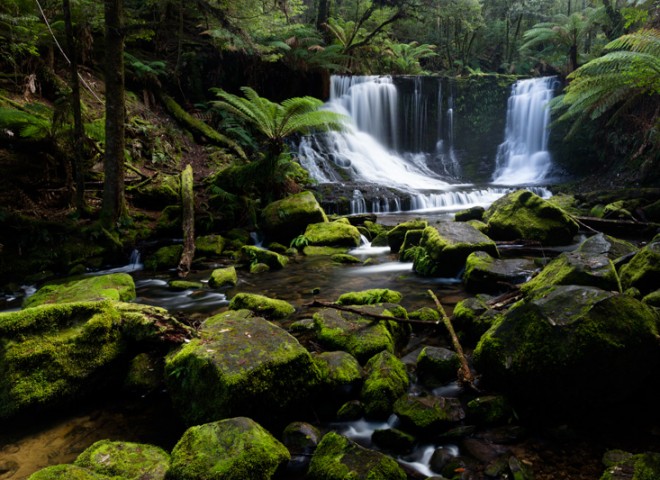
[240,245,288,270]
[124,352,162,393]
[304,221,361,247]
[209,266,238,288]
[371,428,415,453]
[393,395,465,432]
[155,205,182,236]
[169,280,204,290]
[336,400,364,420]
[144,245,183,271]
[303,246,349,256]
[454,206,485,222]
[308,432,406,480]
[360,351,409,419]
[74,440,170,479]
[466,395,512,425]
[408,307,440,323]
[619,242,660,296]
[228,293,294,319]
[195,234,226,256]
[600,452,660,480]
[642,289,660,308]
[399,229,424,256]
[168,417,290,480]
[331,254,362,264]
[23,273,136,308]
[387,220,428,253]
[261,191,328,244]
[28,464,114,480]
[250,263,270,273]
[336,289,402,306]
[314,351,363,390]
[416,346,460,387]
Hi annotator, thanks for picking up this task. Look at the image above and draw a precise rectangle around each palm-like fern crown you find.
[213,87,346,149]
[551,28,660,137]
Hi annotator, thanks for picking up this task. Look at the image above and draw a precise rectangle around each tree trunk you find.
[63,0,87,215]
[101,0,127,227]
[316,0,331,31]
[178,164,195,278]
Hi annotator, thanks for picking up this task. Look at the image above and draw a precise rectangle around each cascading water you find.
[492,77,557,185]
[298,75,552,214]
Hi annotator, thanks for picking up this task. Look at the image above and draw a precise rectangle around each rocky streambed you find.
[1,189,660,480]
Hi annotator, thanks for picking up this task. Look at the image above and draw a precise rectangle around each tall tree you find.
[101,0,126,226]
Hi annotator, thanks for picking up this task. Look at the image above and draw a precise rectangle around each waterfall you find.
[492,77,557,185]
[298,75,553,214]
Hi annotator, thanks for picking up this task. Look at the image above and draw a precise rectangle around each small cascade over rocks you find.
[298,75,555,214]
[492,77,558,185]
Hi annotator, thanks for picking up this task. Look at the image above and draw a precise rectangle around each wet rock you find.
[282,421,322,477]
[228,293,295,319]
[452,295,498,343]
[393,395,465,433]
[123,352,163,394]
[23,273,135,308]
[144,244,183,271]
[165,311,320,425]
[577,233,638,260]
[336,400,364,420]
[599,452,660,480]
[371,428,415,454]
[619,241,660,296]
[361,351,409,419]
[331,253,362,264]
[250,263,270,273]
[208,266,237,288]
[305,221,362,247]
[169,280,204,290]
[455,206,485,222]
[168,417,290,480]
[387,220,428,253]
[336,288,403,305]
[399,229,425,258]
[195,234,226,257]
[261,191,328,244]
[408,306,440,323]
[484,190,579,245]
[74,440,169,479]
[429,447,456,473]
[462,438,509,463]
[416,346,460,387]
[466,395,512,425]
[474,285,660,413]
[308,432,406,480]
[520,251,618,296]
[314,351,363,404]
[241,245,288,270]
[312,305,408,364]
[413,222,499,277]
[463,251,536,294]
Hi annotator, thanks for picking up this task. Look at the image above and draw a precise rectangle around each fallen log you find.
[177,164,195,278]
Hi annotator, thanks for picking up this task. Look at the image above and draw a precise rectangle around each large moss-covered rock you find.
[360,351,409,419]
[308,432,406,480]
[464,251,537,294]
[474,285,660,412]
[241,246,288,270]
[28,464,113,480]
[165,311,320,425]
[145,245,183,271]
[74,440,169,479]
[312,306,408,364]
[484,190,579,245]
[304,221,361,247]
[314,351,363,396]
[619,241,660,296]
[520,251,619,296]
[195,234,226,257]
[23,273,136,308]
[0,301,188,420]
[168,417,290,480]
[387,220,428,253]
[261,191,328,244]
[393,394,465,433]
[209,266,237,288]
[600,451,660,480]
[416,346,460,387]
[413,223,499,277]
[228,293,295,319]
[336,289,402,306]
[132,173,180,209]
[577,233,638,260]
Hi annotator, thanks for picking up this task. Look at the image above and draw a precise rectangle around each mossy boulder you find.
[28,465,113,480]
[124,352,163,394]
[74,440,169,479]
[209,266,238,288]
[415,346,460,387]
[619,241,660,296]
[314,351,363,410]
[165,311,320,425]
[600,451,660,480]
[304,221,361,247]
[360,351,409,419]
[413,223,499,277]
[331,253,362,264]
[466,395,512,425]
[303,246,350,256]
[312,306,408,364]
[455,206,485,222]
[241,246,288,270]
[261,191,328,244]
[520,251,619,296]
[371,428,415,454]
[132,173,180,209]
[483,190,579,245]
[473,285,660,412]
[387,220,428,253]
[399,229,424,257]
[168,417,290,480]
[250,263,270,273]
[336,289,403,306]
[169,280,204,290]
[643,289,660,308]
[228,293,295,319]
[23,273,136,308]
[145,245,183,271]
[393,395,465,433]
[0,300,187,420]
[195,234,226,257]
[463,251,537,294]
[307,432,406,480]
[577,233,638,260]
